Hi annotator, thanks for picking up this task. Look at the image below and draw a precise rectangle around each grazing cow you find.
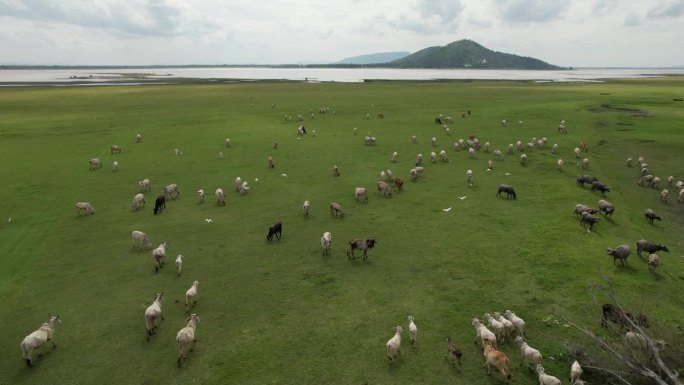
[215,188,225,206]
[601,304,649,329]
[377,181,392,197]
[266,222,282,241]
[496,184,517,199]
[153,195,166,215]
[267,155,274,169]
[75,202,95,215]
[330,202,344,217]
[347,239,377,260]
[163,184,180,199]
[89,158,102,170]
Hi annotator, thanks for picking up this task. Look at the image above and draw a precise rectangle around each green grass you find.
[0,78,683,385]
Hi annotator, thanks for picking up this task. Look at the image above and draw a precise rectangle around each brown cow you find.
[393,176,404,191]
[483,341,511,383]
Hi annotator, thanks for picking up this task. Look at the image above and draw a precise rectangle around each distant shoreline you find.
[2,67,683,86]
[2,64,683,70]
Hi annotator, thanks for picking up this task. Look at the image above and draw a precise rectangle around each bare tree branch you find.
[567,273,683,385]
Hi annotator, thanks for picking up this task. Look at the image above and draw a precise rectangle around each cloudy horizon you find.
[1,0,683,67]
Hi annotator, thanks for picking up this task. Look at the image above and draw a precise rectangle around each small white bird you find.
[458,196,467,200]
[442,207,452,212]
[255,178,259,182]
[281,173,288,178]
[505,172,511,176]
[8,217,12,222]
[205,218,213,223]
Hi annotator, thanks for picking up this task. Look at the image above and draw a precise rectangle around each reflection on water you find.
[1,67,683,84]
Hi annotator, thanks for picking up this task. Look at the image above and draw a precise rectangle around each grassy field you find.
[0,78,682,385]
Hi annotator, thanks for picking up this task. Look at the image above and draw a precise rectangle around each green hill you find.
[387,39,561,69]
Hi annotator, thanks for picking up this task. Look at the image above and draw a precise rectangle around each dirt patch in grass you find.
[588,104,652,117]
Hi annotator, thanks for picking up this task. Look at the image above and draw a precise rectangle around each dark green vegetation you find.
[387,39,561,69]
[0,78,682,385]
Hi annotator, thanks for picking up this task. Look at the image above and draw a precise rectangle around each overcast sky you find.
[1,0,683,67]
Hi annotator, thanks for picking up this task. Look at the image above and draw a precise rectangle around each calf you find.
[266,222,282,241]
[347,239,377,260]
[445,336,462,368]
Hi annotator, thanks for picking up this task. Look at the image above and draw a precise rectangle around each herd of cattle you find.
[19,102,680,385]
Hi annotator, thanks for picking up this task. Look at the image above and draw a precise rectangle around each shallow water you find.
[1,67,683,84]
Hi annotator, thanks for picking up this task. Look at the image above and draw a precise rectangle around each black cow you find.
[496,184,517,199]
[267,222,282,241]
[636,239,669,258]
[153,195,166,215]
[347,239,377,260]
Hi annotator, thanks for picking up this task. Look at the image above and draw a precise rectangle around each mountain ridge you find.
[383,39,561,69]
[335,51,411,65]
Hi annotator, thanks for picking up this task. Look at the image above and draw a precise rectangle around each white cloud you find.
[0,0,683,66]
[492,0,569,23]
[647,0,684,18]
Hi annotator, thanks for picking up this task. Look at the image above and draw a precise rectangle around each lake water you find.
[1,67,683,85]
